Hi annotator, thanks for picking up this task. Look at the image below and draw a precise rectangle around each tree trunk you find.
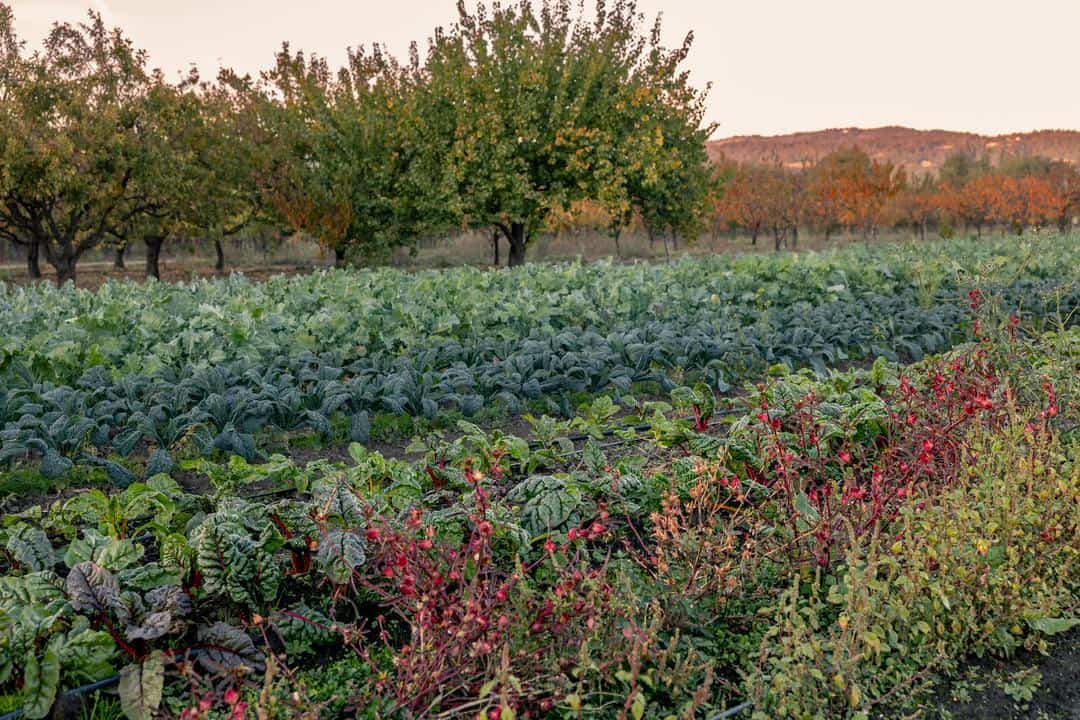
[145,235,165,280]
[612,229,621,258]
[750,227,758,246]
[334,245,347,268]
[790,225,799,248]
[773,227,782,252]
[669,230,678,252]
[26,239,42,279]
[214,238,226,271]
[54,255,77,286]
[113,244,126,270]
[491,228,500,266]
[504,222,527,267]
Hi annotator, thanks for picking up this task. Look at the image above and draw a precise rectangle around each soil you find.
[911,626,1080,719]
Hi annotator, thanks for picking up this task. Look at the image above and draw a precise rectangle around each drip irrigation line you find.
[706,700,753,719]
[0,651,206,720]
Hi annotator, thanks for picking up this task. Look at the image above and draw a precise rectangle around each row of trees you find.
[0,1,715,283]
[714,148,1080,248]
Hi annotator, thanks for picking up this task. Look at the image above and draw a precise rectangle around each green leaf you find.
[6,524,55,572]
[119,651,165,720]
[64,529,144,572]
[315,530,368,584]
[66,561,130,624]
[1026,617,1079,636]
[21,646,61,720]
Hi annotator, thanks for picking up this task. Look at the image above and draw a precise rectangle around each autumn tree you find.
[888,174,939,240]
[938,174,998,238]
[1044,161,1080,232]
[421,0,710,266]
[805,147,900,239]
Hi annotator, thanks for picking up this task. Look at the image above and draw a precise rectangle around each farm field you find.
[0,235,1078,720]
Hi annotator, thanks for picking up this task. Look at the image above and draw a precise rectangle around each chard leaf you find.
[118,650,165,720]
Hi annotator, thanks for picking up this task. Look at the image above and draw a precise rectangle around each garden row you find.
[1,237,1077,487]
[0,312,1076,718]
[2,236,1076,384]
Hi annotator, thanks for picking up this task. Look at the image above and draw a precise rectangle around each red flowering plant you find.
[347,479,635,718]
[720,291,1033,569]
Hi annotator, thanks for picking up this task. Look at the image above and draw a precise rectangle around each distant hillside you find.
[707,127,1080,174]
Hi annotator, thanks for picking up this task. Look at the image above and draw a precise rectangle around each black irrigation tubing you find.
[706,700,754,719]
[0,664,754,720]
[238,408,747,503]
[0,674,120,720]
[0,650,208,720]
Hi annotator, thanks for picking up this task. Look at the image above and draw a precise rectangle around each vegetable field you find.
[0,235,1078,720]
[1,235,1077,484]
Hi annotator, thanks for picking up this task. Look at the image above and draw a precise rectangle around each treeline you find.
[713,148,1080,248]
[0,1,713,284]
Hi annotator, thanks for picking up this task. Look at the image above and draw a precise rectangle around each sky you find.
[10,0,1080,139]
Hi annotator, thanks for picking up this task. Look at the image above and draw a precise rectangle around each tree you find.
[0,8,157,284]
[716,163,771,245]
[938,174,997,238]
[107,69,218,280]
[1044,161,1080,233]
[422,0,710,266]
[806,147,901,239]
[939,151,990,189]
[625,96,716,254]
[0,4,39,278]
[241,43,428,268]
[888,174,938,240]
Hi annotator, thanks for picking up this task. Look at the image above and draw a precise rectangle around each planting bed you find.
[0,236,1077,720]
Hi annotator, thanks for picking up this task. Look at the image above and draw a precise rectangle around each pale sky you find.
[11,0,1080,138]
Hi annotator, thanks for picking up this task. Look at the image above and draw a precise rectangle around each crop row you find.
[1,235,1076,385]
[1,276,1076,482]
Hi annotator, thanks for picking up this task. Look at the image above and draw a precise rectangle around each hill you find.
[707,126,1080,174]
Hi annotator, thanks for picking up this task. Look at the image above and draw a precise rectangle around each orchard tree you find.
[242,43,429,267]
[0,4,39,277]
[109,69,219,279]
[0,8,157,284]
[1044,161,1080,232]
[422,0,711,266]
[624,93,716,254]
[889,174,939,240]
[939,151,990,189]
[806,148,901,239]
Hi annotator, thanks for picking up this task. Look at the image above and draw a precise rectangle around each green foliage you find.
[0,238,1077,720]
[1,235,1075,487]
[747,423,1079,718]
[420,0,712,263]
